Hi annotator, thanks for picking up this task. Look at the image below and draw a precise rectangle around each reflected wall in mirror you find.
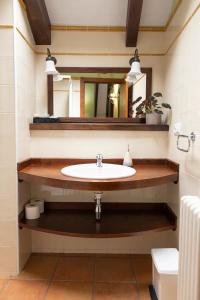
[80,78,128,118]
[49,67,152,120]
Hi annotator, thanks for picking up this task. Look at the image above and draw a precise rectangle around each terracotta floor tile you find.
[131,254,151,260]
[0,280,48,300]
[0,280,7,292]
[60,254,93,258]
[8,254,152,300]
[131,256,152,284]
[16,255,58,280]
[95,254,130,259]
[94,283,138,300]
[53,256,94,281]
[32,253,59,257]
[45,281,92,300]
[95,258,135,282]
[138,284,151,300]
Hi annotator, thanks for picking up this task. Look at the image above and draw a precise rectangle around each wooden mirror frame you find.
[47,67,152,122]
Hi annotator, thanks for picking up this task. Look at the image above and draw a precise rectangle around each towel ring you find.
[177,135,191,152]
[176,132,196,152]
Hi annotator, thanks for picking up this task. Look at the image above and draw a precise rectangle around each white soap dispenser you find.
[123,144,133,167]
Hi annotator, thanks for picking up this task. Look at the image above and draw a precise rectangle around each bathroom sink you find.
[61,163,136,180]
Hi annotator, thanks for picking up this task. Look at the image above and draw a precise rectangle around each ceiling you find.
[44,0,178,28]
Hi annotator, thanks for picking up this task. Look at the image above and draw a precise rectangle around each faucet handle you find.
[96,154,103,167]
[96,154,103,160]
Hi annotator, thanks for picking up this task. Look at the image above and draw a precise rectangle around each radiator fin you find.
[178,196,200,300]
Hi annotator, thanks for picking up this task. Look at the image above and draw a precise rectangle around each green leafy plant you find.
[132,92,171,116]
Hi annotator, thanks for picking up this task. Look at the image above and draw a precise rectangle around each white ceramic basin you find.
[61,163,136,180]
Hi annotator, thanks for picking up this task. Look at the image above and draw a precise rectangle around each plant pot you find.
[162,108,171,124]
[146,113,161,125]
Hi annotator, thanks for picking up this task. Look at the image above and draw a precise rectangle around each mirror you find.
[81,78,127,118]
[48,67,152,121]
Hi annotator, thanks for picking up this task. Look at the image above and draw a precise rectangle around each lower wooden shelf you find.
[19,202,177,238]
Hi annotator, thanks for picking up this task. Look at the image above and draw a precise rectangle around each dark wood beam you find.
[126,0,143,47]
[23,0,51,45]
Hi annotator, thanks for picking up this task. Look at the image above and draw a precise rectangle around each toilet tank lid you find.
[151,248,179,275]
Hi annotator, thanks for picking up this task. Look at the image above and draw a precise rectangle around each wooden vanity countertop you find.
[17,158,179,191]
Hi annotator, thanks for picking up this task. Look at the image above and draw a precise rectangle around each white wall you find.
[2,0,199,264]
[132,75,146,117]
[0,0,18,277]
[0,0,36,276]
[14,0,36,272]
[35,51,165,115]
[15,0,35,161]
[29,26,175,254]
[31,0,200,251]
[164,0,200,245]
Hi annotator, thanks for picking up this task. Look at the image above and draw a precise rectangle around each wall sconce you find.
[126,49,141,84]
[45,48,58,75]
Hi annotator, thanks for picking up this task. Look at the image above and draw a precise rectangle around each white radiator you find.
[178,196,200,300]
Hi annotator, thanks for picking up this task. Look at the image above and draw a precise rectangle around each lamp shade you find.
[126,49,142,84]
[129,61,141,76]
[45,60,58,75]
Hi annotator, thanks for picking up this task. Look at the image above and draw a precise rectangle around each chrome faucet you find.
[94,192,102,221]
[96,154,103,167]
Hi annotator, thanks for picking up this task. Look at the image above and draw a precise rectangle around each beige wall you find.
[31,0,200,253]
[0,0,18,277]
[164,0,200,245]
[0,0,37,276]
[14,0,36,271]
[15,0,35,162]
[30,22,173,254]
[35,32,165,115]
[1,0,199,269]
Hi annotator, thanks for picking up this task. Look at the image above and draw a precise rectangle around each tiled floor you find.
[0,254,152,300]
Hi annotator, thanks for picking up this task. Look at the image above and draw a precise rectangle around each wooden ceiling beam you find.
[126,0,143,47]
[23,0,51,45]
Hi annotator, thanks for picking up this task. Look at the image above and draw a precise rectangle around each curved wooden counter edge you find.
[17,158,179,191]
[19,202,177,238]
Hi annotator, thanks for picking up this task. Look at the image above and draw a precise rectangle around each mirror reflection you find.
[84,82,122,118]
[53,72,147,118]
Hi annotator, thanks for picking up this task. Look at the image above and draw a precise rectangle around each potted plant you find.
[132,92,171,125]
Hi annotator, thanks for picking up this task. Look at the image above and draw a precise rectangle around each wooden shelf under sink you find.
[19,202,177,238]
[17,158,179,191]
